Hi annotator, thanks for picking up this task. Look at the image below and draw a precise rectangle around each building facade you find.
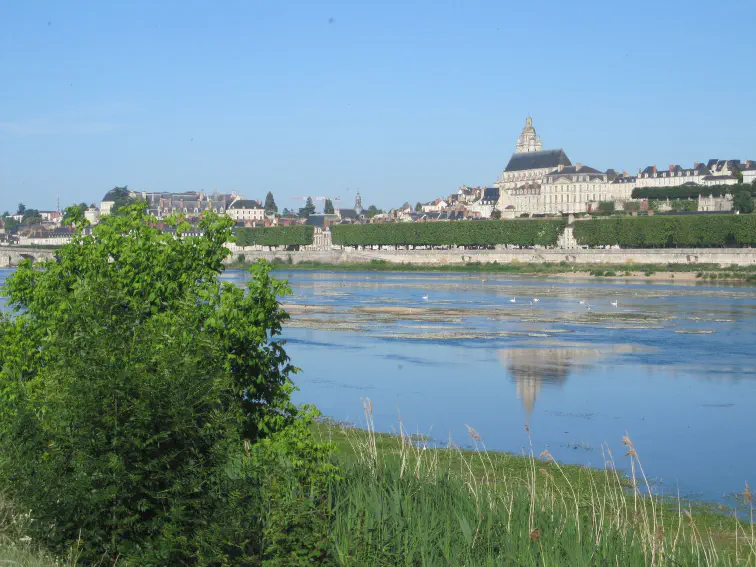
[227,199,265,222]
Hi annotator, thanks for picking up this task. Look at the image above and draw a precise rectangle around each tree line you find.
[630,182,756,200]
[331,219,566,247]
[573,215,756,247]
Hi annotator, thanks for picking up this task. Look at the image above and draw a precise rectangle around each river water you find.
[3,268,755,504]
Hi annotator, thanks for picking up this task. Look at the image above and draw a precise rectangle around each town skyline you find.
[2,1,755,212]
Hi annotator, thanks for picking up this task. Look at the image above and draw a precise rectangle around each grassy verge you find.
[227,258,756,281]
[312,407,756,565]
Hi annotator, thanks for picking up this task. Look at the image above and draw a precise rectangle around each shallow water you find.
[3,268,755,504]
[254,269,756,505]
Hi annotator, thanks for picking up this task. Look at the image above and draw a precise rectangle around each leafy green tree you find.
[264,191,278,214]
[323,198,335,214]
[105,186,137,215]
[415,202,423,212]
[16,202,25,215]
[597,201,616,216]
[62,203,89,225]
[365,205,383,218]
[1,216,19,232]
[299,196,316,217]
[734,190,754,213]
[21,208,42,225]
[490,208,502,219]
[0,203,333,564]
[1,210,9,217]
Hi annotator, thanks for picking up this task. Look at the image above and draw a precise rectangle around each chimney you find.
[576,163,582,170]
[558,164,565,172]
[652,166,657,174]
[623,170,627,176]
[694,162,699,169]
[669,164,675,172]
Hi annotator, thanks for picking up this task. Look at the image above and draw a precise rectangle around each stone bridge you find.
[0,246,58,268]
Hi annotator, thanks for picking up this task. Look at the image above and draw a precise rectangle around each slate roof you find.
[504,149,571,172]
[338,208,361,220]
[305,214,340,227]
[482,187,500,202]
[228,200,263,209]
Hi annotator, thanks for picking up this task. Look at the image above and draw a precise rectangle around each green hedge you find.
[631,183,752,200]
[234,226,314,246]
[573,215,756,247]
[331,220,566,247]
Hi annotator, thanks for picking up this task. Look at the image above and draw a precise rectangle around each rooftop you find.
[504,149,571,172]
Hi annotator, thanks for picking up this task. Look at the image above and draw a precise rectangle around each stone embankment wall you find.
[3,244,756,268]
[228,247,756,266]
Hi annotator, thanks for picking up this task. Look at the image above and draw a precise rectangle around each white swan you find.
[510,297,516,303]
[579,300,585,305]
[422,295,429,300]
[610,300,618,307]
[532,298,539,303]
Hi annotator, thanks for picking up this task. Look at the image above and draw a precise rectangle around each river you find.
[3,268,755,505]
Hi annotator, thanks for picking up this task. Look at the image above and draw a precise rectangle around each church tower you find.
[354,192,363,215]
[515,116,543,154]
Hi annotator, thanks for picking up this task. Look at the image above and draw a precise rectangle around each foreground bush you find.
[0,204,333,564]
[331,219,566,247]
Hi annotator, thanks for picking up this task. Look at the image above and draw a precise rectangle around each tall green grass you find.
[321,400,756,566]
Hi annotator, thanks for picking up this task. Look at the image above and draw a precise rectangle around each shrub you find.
[0,204,333,564]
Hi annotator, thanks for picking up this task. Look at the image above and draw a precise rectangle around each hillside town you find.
[2,117,755,247]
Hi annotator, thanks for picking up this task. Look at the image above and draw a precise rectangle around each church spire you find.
[515,116,543,154]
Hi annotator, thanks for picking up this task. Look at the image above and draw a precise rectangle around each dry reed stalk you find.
[540,448,581,543]
[525,425,538,534]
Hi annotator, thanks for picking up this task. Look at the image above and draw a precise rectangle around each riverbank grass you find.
[313,404,756,565]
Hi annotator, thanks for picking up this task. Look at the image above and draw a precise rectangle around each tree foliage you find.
[0,203,333,564]
[105,186,138,215]
[733,191,754,214]
[596,201,615,215]
[16,202,25,215]
[299,197,316,217]
[331,219,565,247]
[415,202,423,212]
[264,191,278,214]
[365,205,383,218]
[631,183,750,200]
[235,225,314,247]
[323,198,335,214]
[573,215,756,247]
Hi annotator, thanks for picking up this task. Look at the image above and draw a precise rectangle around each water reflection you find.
[500,344,654,415]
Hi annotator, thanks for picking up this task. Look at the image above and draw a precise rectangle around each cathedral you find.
[494,118,633,215]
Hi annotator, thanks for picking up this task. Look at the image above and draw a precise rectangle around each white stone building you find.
[743,163,756,185]
[227,200,265,222]
[538,165,633,215]
[635,164,710,188]
[84,207,100,225]
[421,200,448,213]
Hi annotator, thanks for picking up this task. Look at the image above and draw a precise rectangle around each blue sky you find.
[1,0,754,213]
